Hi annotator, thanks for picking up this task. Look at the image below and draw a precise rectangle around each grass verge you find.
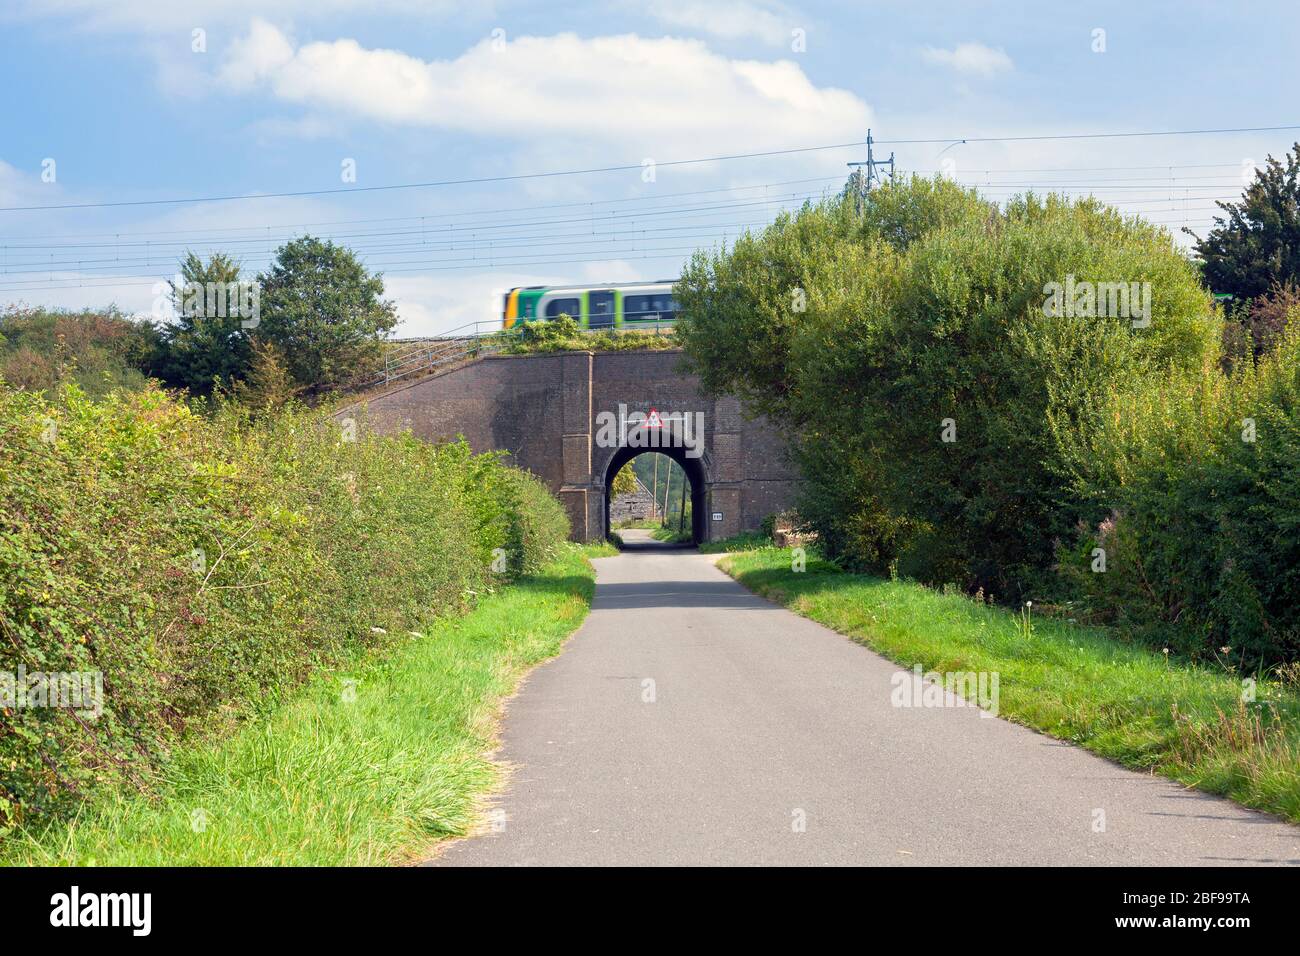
[718,547,1300,823]
[4,546,596,866]
[649,525,692,544]
[583,539,621,558]
[698,531,771,554]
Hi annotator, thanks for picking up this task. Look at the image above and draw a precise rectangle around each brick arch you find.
[338,348,800,543]
[598,444,710,543]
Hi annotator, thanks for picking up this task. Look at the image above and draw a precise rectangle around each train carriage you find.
[502,281,679,330]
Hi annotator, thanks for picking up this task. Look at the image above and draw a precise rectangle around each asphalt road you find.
[433,530,1300,866]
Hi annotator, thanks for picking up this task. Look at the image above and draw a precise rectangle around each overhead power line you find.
[0,212,802,277]
[2,176,846,243]
[2,124,1296,214]
[0,191,828,254]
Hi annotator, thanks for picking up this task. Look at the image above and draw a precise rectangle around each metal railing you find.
[369,320,514,388]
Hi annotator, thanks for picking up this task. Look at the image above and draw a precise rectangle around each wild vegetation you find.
[0,381,569,836]
[0,305,162,398]
[677,170,1299,667]
[4,548,594,865]
[2,235,398,406]
[499,313,676,354]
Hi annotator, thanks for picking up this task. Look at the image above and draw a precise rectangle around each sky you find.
[1,0,1297,336]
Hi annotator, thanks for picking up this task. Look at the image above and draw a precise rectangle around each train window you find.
[545,297,581,320]
[588,290,615,328]
[624,293,677,322]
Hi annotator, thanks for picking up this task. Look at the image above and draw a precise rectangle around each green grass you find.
[718,547,1300,823]
[4,546,596,866]
[582,539,621,558]
[698,531,771,554]
[649,524,692,544]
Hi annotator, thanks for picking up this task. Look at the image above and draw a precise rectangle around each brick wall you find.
[340,348,800,542]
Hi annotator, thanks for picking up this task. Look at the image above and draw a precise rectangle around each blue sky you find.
[1,0,1297,335]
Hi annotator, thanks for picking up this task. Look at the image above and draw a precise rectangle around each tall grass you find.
[0,382,568,834]
[4,548,593,865]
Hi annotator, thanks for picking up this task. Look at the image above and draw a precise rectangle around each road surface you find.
[433,530,1300,866]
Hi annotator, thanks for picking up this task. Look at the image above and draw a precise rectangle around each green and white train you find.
[502,281,679,330]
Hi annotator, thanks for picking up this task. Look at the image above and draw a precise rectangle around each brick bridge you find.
[344,349,799,543]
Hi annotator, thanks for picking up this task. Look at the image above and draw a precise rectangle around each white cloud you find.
[643,0,795,47]
[382,273,505,337]
[0,160,51,208]
[219,17,296,90]
[921,42,1013,76]
[218,22,870,160]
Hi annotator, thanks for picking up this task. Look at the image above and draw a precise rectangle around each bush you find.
[1061,323,1300,666]
[0,382,568,831]
[678,179,1217,601]
[1221,282,1300,368]
[0,306,162,398]
[502,315,676,355]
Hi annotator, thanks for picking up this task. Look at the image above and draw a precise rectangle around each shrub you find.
[678,179,1218,601]
[1221,282,1300,368]
[0,306,162,398]
[1061,322,1300,666]
[0,382,568,831]
[502,315,676,355]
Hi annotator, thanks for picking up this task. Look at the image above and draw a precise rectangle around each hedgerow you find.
[0,382,568,832]
[1059,322,1300,666]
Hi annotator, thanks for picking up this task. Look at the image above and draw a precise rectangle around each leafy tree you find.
[678,177,1217,599]
[611,462,638,498]
[256,236,397,390]
[1193,143,1300,302]
[230,339,299,412]
[160,252,254,394]
[1221,281,1300,367]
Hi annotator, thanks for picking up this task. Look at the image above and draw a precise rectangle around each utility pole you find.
[651,456,659,521]
[678,471,687,536]
[661,462,673,524]
[847,128,895,199]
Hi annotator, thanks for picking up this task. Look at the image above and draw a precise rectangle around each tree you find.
[230,339,300,412]
[1193,143,1300,303]
[611,462,638,498]
[256,236,397,391]
[1221,281,1300,366]
[160,252,254,394]
[677,177,1217,599]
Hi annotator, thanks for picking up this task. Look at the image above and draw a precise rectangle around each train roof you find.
[506,280,677,293]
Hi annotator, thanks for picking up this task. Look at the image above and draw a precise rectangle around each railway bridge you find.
[343,348,799,543]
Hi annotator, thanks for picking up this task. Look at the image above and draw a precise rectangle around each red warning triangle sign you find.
[645,408,664,428]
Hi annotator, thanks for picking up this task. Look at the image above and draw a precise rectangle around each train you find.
[502,280,680,330]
